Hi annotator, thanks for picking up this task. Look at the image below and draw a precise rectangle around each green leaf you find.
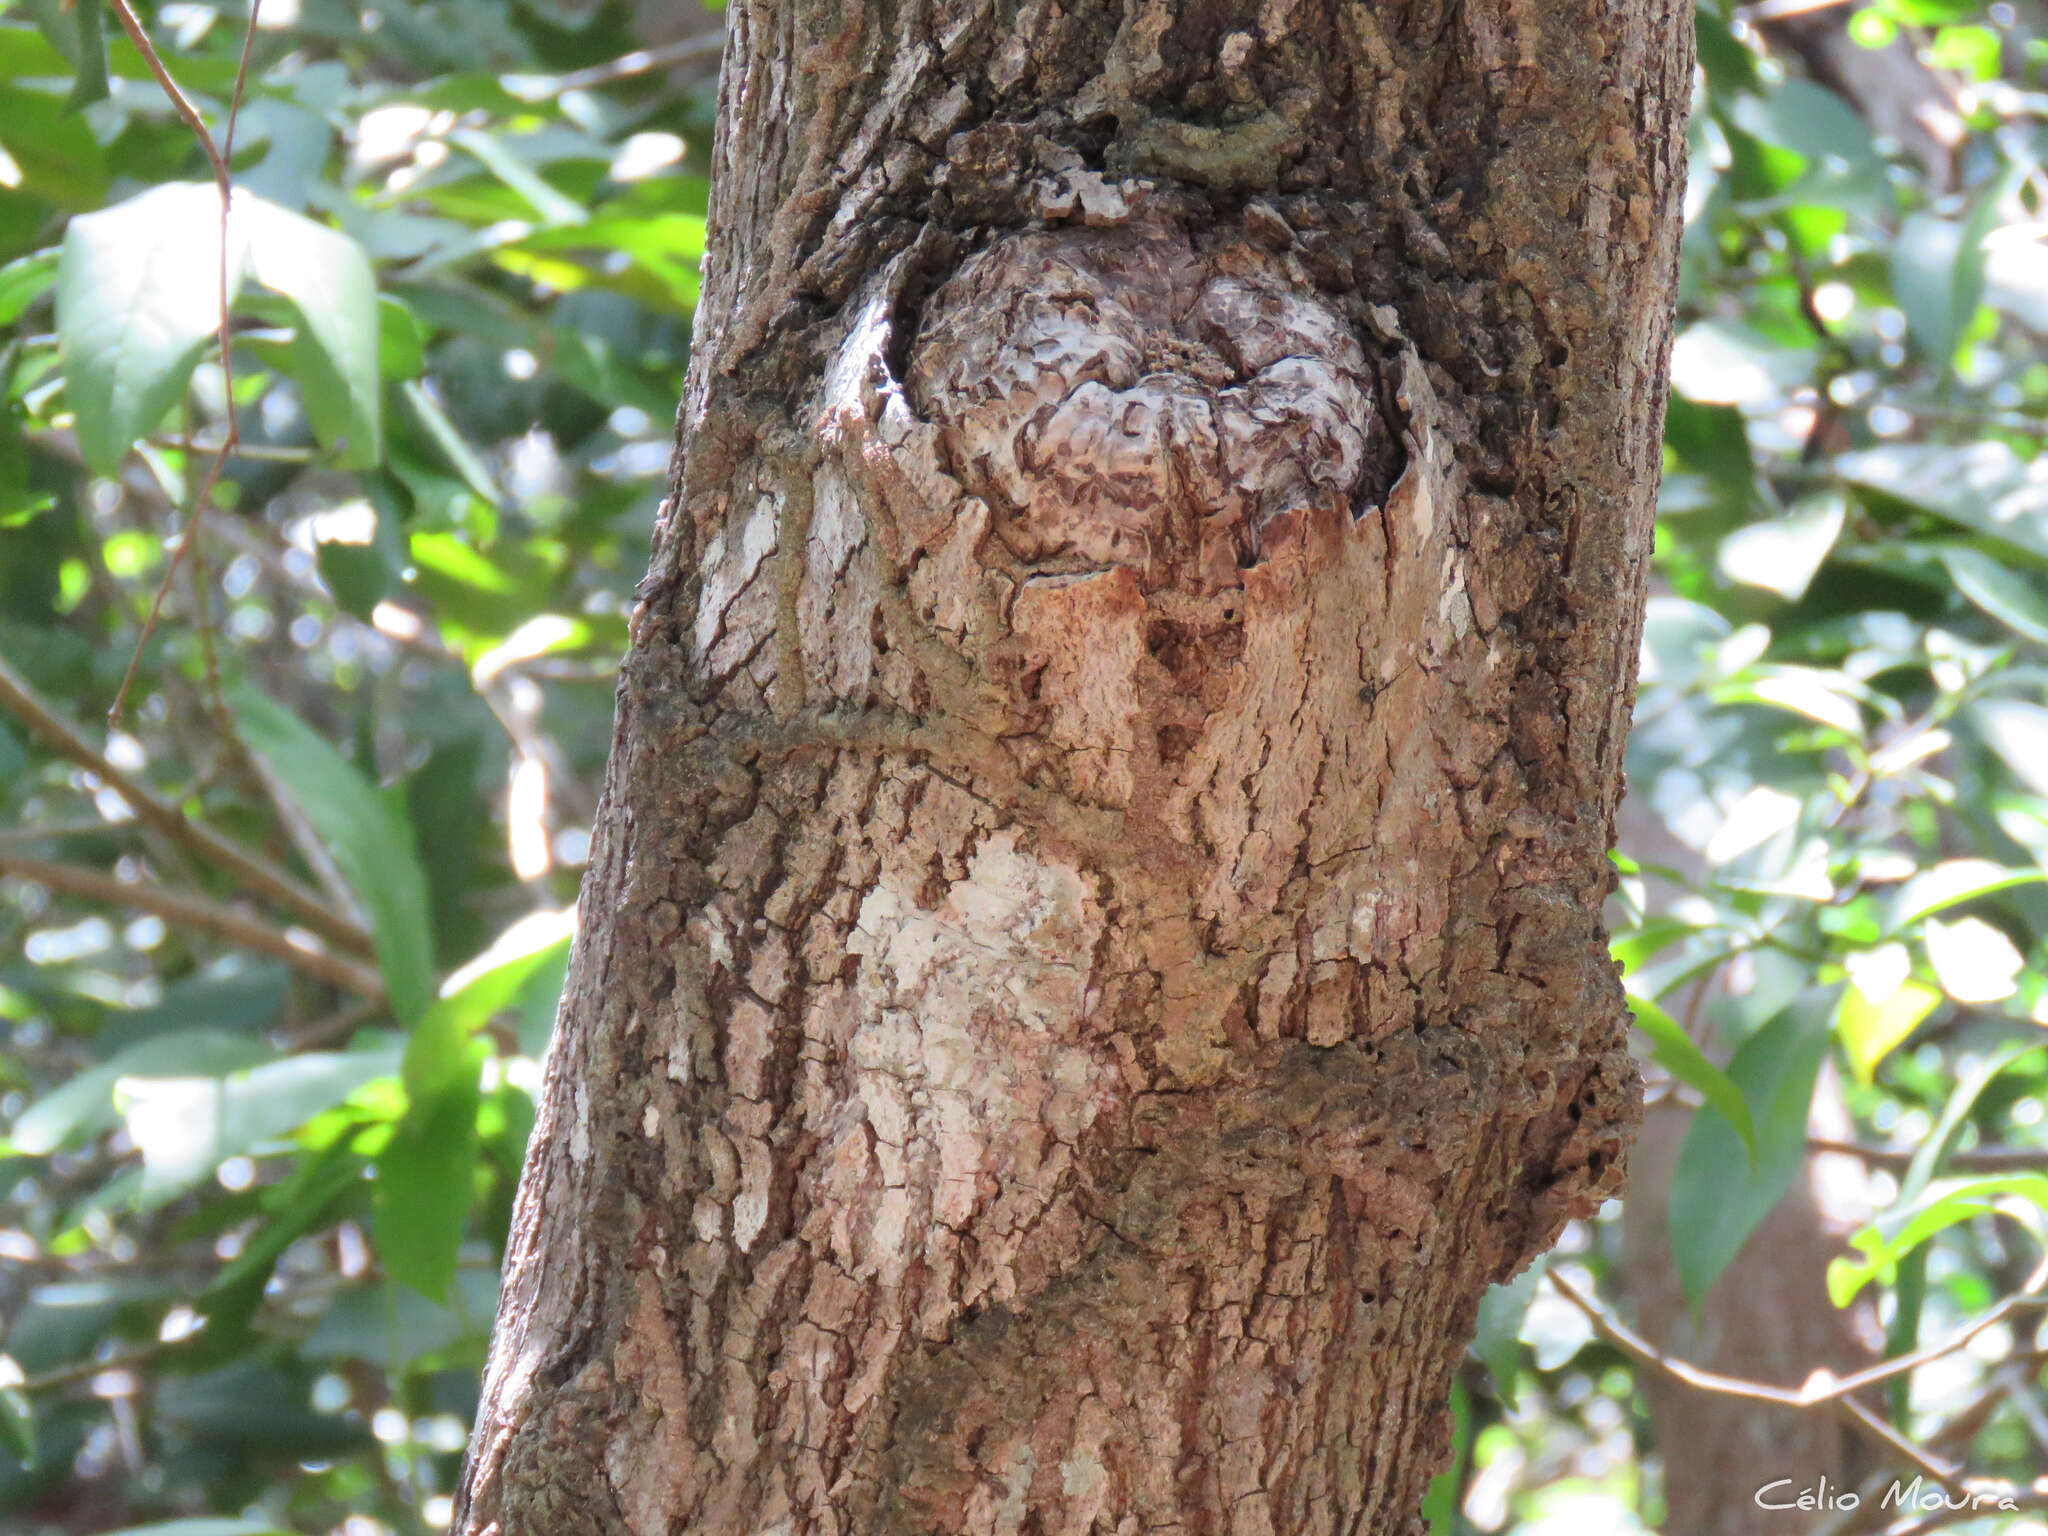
[154,1362,372,1456]
[9,1031,273,1156]
[0,249,57,326]
[1670,994,1835,1309]
[1828,1174,2048,1306]
[5,1277,173,1373]
[226,682,435,1023]
[198,1150,366,1340]
[314,496,407,619]
[119,1047,401,1207]
[378,294,426,380]
[1938,546,2048,645]
[1886,859,2046,931]
[1902,1044,2043,1201]
[20,0,110,112]
[1731,79,1877,166]
[1892,215,1976,365]
[406,915,574,1101]
[401,381,502,503]
[446,126,589,227]
[1836,976,1941,1087]
[0,83,109,208]
[0,1380,34,1467]
[95,962,289,1054]
[1926,23,2000,79]
[1627,994,1756,1161]
[374,1040,484,1300]
[1973,700,2048,800]
[1610,915,1704,972]
[1874,1043,2048,1408]
[55,183,249,475]
[1669,319,1817,405]
[244,195,383,468]
[60,0,107,113]
[1695,3,1760,90]
[1718,492,1844,601]
[1473,1261,1543,1409]
[1839,442,2047,559]
[1880,0,1975,20]
[1419,1374,1471,1536]
[302,1269,498,1368]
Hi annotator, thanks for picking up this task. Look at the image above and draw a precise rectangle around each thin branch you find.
[17,1343,171,1395]
[147,435,315,463]
[1809,1137,2048,1173]
[1794,1255,2048,1407]
[103,0,262,725]
[0,852,384,1000]
[1543,1269,2033,1507]
[1741,0,1857,15]
[0,652,373,956]
[1545,1267,1811,1409]
[550,31,726,92]
[1881,1486,2048,1535]
[0,819,133,846]
[1832,1391,1969,1490]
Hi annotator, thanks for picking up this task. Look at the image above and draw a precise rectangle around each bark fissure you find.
[459,3,1691,1534]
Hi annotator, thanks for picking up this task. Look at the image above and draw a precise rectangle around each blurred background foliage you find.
[0,1,2045,1534]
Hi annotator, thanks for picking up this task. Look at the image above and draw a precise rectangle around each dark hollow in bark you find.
[455,3,1692,1533]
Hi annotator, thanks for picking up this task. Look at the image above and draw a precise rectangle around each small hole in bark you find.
[1546,342,1570,368]
[1156,723,1196,763]
[1146,617,1193,672]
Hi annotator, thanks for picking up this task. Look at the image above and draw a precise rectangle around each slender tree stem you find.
[0,653,373,956]
[0,852,385,999]
[1545,1267,2041,1506]
[103,0,262,726]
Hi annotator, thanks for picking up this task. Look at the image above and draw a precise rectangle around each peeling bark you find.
[456,3,1693,1534]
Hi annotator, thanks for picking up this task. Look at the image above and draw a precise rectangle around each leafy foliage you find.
[0,0,707,1529]
[1451,1,2048,1528]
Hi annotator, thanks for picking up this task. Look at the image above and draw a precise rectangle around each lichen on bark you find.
[456,3,1693,1534]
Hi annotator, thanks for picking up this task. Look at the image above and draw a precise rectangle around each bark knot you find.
[908,218,1382,596]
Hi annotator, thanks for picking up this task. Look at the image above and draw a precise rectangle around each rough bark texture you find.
[455,4,1692,1535]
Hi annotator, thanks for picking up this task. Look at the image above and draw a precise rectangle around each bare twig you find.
[104,0,262,725]
[18,1343,171,1395]
[0,853,385,999]
[550,31,726,92]
[1740,0,1857,17]
[1795,1255,2048,1407]
[1543,1268,2035,1508]
[0,652,371,956]
[0,819,132,846]
[1881,1485,2048,1535]
[1809,1137,2048,1173]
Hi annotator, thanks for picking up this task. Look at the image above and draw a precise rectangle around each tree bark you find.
[455,4,1692,1535]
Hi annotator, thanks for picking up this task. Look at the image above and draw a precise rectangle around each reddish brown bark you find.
[455,3,1693,1533]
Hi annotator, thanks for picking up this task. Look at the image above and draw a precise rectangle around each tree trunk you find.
[455,5,1692,1535]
